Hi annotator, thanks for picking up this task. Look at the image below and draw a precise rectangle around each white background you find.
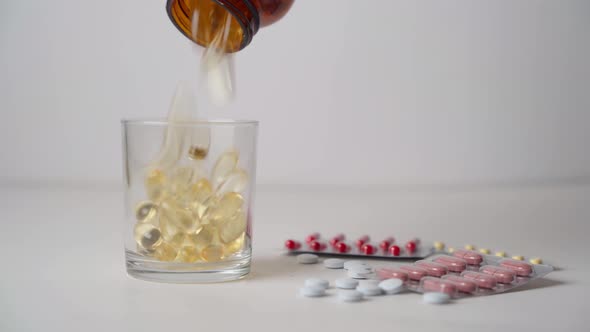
[1,0,589,187]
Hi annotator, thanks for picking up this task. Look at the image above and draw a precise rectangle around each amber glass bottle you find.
[167,0,294,52]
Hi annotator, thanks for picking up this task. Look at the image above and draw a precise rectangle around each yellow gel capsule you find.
[187,225,218,250]
[188,145,208,160]
[158,208,187,248]
[144,169,167,202]
[154,242,177,261]
[479,248,491,254]
[168,167,196,195]
[529,257,543,265]
[219,212,247,244]
[134,223,163,250]
[211,150,239,188]
[512,255,524,261]
[190,178,213,203]
[433,241,445,251]
[447,247,455,253]
[495,251,507,257]
[224,233,245,255]
[464,244,475,250]
[135,201,158,223]
[175,246,200,263]
[217,169,248,194]
[207,192,244,224]
[161,200,201,233]
[201,244,225,262]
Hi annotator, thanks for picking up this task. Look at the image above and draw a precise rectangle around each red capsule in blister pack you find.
[309,240,327,252]
[452,249,483,265]
[335,242,350,253]
[499,259,533,277]
[305,233,320,244]
[329,234,345,247]
[442,275,478,293]
[284,239,301,250]
[379,237,395,251]
[480,265,516,284]
[389,245,401,256]
[376,268,409,281]
[399,265,428,281]
[355,235,370,248]
[405,240,418,254]
[361,243,376,255]
[461,271,498,289]
[414,260,448,277]
[433,255,467,272]
[421,277,458,296]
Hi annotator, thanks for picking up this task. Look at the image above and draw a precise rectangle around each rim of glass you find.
[121,118,258,126]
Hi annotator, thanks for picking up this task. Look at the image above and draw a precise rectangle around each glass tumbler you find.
[121,119,257,283]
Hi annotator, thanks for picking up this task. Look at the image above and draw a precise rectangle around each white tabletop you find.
[1,184,589,331]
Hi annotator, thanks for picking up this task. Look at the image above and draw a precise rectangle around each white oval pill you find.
[335,278,359,289]
[378,278,404,295]
[338,290,363,302]
[324,258,345,269]
[344,261,370,270]
[297,254,319,264]
[356,284,383,296]
[305,278,329,289]
[423,292,451,304]
[300,286,326,297]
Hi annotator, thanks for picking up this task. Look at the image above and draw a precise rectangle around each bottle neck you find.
[166,0,260,52]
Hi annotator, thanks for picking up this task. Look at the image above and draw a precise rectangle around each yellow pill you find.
[224,234,245,256]
[168,167,196,196]
[189,178,213,204]
[187,225,218,250]
[447,247,455,253]
[219,212,247,244]
[207,192,244,224]
[433,241,445,251]
[512,255,524,261]
[154,242,177,261]
[211,150,239,188]
[188,145,208,160]
[175,246,200,263]
[159,208,187,248]
[144,169,167,202]
[495,251,507,257]
[133,223,162,250]
[464,244,475,250]
[135,201,158,223]
[529,257,543,265]
[479,248,491,254]
[216,169,249,194]
[160,200,201,233]
[201,244,225,262]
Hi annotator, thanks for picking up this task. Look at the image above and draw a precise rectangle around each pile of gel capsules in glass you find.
[132,84,248,264]
[293,234,554,304]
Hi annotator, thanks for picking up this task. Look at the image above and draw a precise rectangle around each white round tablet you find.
[305,278,329,289]
[344,261,370,270]
[335,278,359,289]
[423,292,451,304]
[356,284,383,296]
[338,290,363,302]
[300,286,326,297]
[323,258,345,269]
[297,254,319,264]
[378,278,404,295]
[348,269,373,279]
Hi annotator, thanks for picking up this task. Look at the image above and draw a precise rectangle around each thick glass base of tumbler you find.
[125,250,251,283]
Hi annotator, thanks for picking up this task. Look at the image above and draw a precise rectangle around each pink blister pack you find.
[377,250,554,298]
[284,233,433,260]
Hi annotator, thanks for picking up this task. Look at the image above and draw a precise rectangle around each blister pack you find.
[285,233,433,260]
[377,250,554,298]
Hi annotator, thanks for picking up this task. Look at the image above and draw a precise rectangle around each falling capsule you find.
[211,150,239,188]
[144,169,167,202]
[201,244,225,262]
[216,169,248,194]
[219,211,247,244]
[134,223,163,250]
[135,201,158,223]
[175,246,200,263]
